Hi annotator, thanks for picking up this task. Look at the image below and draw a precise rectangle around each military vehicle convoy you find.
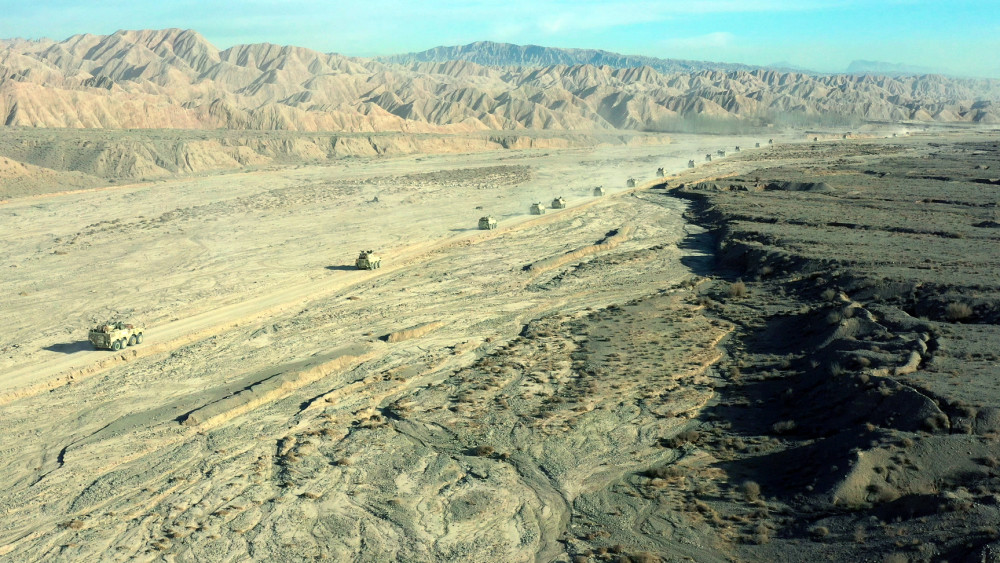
[705,154,712,162]
[478,216,498,230]
[656,167,665,177]
[356,249,381,269]
[551,196,566,209]
[89,321,143,351]
[593,186,605,196]
[626,178,636,188]
[717,150,726,157]
[688,159,695,168]
[530,202,546,215]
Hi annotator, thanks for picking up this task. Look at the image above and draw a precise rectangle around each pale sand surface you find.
[0,132,774,561]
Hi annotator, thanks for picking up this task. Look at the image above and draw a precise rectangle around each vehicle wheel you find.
[135,333,143,344]
[111,340,121,351]
[128,335,137,346]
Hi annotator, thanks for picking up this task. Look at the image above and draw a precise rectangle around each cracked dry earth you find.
[0,137,769,561]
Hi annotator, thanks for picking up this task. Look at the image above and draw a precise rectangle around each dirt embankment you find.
[0,129,672,198]
[665,133,1000,561]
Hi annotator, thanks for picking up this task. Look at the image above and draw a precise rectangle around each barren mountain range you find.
[2,28,999,133]
[376,40,762,74]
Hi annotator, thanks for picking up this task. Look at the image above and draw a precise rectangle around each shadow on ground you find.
[43,340,93,354]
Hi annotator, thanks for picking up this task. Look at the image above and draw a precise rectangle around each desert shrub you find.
[728,280,748,298]
[741,480,761,502]
[473,445,495,457]
[945,302,973,321]
[809,525,830,539]
[772,420,797,434]
[646,466,683,479]
[922,413,949,431]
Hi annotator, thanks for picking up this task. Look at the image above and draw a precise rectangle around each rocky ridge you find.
[1,29,999,132]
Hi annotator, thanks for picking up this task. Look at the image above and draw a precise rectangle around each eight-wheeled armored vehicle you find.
[89,321,143,351]
[356,249,381,270]
[478,216,498,230]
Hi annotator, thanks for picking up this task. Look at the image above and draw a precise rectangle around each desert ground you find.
[1,127,998,562]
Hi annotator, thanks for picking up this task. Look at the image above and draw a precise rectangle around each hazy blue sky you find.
[1,0,997,76]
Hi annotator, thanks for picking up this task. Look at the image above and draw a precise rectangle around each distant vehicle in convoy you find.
[755,142,761,148]
[355,249,381,270]
[530,202,546,214]
[705,154,712,162]
[478,216,498,230]
[89,321,143,351]
[813,136,819,142]
[768,138,774,145]
[688,159,696,168]
[626,178,636,188]
[551,196,566,209]
[717,150,726,157]
[593,186,605,196]
[735,146,741,151]
[656,167,665,177]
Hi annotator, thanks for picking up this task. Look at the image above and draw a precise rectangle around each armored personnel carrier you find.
[356,249,381,270]
[688,160,695,168]
[89,321,143,351]
[656,167,665,177]
[593,186,605,196]
[755,142,761,148]
[551,196,566,209]
[530,202,546,215]
[478,216,498,230]
[734,146,741,152]
[705,154,712,162]
[626,178,636,188]
[717,150,726,157]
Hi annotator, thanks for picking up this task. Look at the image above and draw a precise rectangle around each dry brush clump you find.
[741,480,762,502]
[728,280,748,299]
[944,302,973,322]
